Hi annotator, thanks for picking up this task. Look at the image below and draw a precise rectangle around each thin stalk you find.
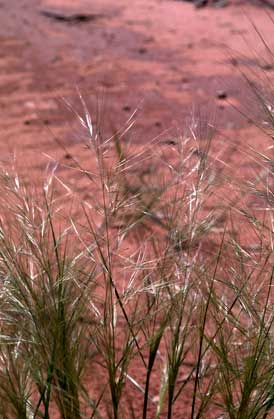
[142,326,166,419]
[190,231,225,419]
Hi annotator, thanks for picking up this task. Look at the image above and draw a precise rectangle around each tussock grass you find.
[1,33,274,419]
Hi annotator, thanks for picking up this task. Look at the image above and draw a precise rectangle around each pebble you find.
[216,90,227,100]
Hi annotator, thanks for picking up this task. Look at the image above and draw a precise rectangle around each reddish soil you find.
[1,0,274,417]
[1,0,274,171]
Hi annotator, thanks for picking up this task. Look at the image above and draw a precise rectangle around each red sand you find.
[1,0,274,417]
[1,0,274,168]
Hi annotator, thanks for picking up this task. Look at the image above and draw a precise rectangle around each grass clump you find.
[1,55,274,418]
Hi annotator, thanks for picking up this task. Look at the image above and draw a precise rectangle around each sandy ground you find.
[1,0,274,417]
[1,0,274,171]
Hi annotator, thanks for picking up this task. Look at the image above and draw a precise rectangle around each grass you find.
[1,36,274,419]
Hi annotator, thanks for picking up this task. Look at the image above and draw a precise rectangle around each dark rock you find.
[195,0,208,8]
[230,57,238,66]
[165,139,177,145]
[262,63,274,71]
[216,90,227,100]
[122,105,131,112]
[138,47,147,54]
[40,10,103,24]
